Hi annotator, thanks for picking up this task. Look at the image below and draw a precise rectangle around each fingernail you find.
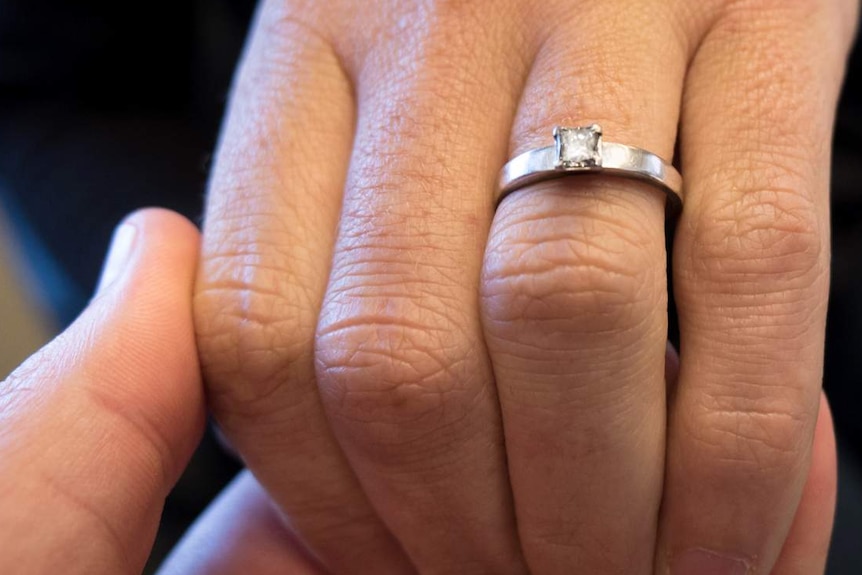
[96,221,137,295]
[670,549,750,575]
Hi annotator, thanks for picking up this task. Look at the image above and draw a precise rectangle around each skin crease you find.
[0,1,857,575]
[191,0,858,574]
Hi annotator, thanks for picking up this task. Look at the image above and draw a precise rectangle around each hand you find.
[0,209,348,574]
[0,208,836,575]
[193,0,858,573]
[0,210,203,572]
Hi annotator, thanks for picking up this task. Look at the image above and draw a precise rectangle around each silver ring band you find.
[497,125,683,216]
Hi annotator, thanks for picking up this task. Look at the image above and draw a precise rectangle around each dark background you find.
[0,0,860,572]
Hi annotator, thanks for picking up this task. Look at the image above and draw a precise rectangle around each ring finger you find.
[481,1,699,572]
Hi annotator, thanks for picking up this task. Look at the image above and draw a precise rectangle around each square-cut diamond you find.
[554,125,602,169]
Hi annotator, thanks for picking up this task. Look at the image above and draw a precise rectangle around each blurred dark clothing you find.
[0,1,861,572]
[0,0,256,321]
[0,1,252,572]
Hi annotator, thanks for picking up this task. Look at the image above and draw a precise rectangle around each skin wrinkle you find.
[682,299,827,340]
[495,191,664,241]
[489,338,659,372]
[335,397,494,474]
[697,177,823,234]
[34,467,133,573]
[199,297,324,395]
[487,216,658,278]
[482,296,653,335]
[677,280,827,337]
[501,374,662,427]
[201,259,320,302]
[686,409,813,474]
[655,0,848,564]
[491,326,664,370]
[681,203,823,288]
[680,292,827,326]
[325,272,469,299]
[254,0,354,99]
[300,7,530,568]
[682,287,826,314]
[329,248,473,286]
[317,301,468,336]
[483,243,661,337]
[0,361,48,420]
[197,6,351,410]
[79,384,175,492]
[317,326,476,398]
[326,254,473,299]
[238,263,320,316]
[8,268,209,572]
[67,298,202,497]
[198,284,316,353]
[486,253,648,286]
[481,30,675,575]
[206,191,339,245]
[182,0,853,572]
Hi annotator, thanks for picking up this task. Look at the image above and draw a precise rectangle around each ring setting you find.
[497,124,683,217]
[554,124,603,170]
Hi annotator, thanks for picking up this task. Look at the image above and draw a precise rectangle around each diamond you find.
[554,125,603,169]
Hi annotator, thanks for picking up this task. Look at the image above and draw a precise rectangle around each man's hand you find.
[0,210,205,573]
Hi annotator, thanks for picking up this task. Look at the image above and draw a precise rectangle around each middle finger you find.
[314,2,532,573]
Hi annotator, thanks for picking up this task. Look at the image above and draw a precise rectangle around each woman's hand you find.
[193,0,858,573]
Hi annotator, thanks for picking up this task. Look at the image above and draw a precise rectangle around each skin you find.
[0,0,856,572]
[0,210,839,574]
[189,0,856,573]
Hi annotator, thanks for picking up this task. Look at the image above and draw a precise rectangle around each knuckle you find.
[315,289,480,449]
[482,205,662,350]
[686,395,813,478]
[194,247,319,415]
[683,184,825,291]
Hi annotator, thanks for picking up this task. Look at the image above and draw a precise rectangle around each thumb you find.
[0,209,205,574]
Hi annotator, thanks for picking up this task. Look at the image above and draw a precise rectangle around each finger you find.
[771,393,837,575]
[313,4,531,572]
[0,209,204,573]
[480,1,697,572]
[193,1,412,572]
[659,1,857,572]
[158,471,327,575]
